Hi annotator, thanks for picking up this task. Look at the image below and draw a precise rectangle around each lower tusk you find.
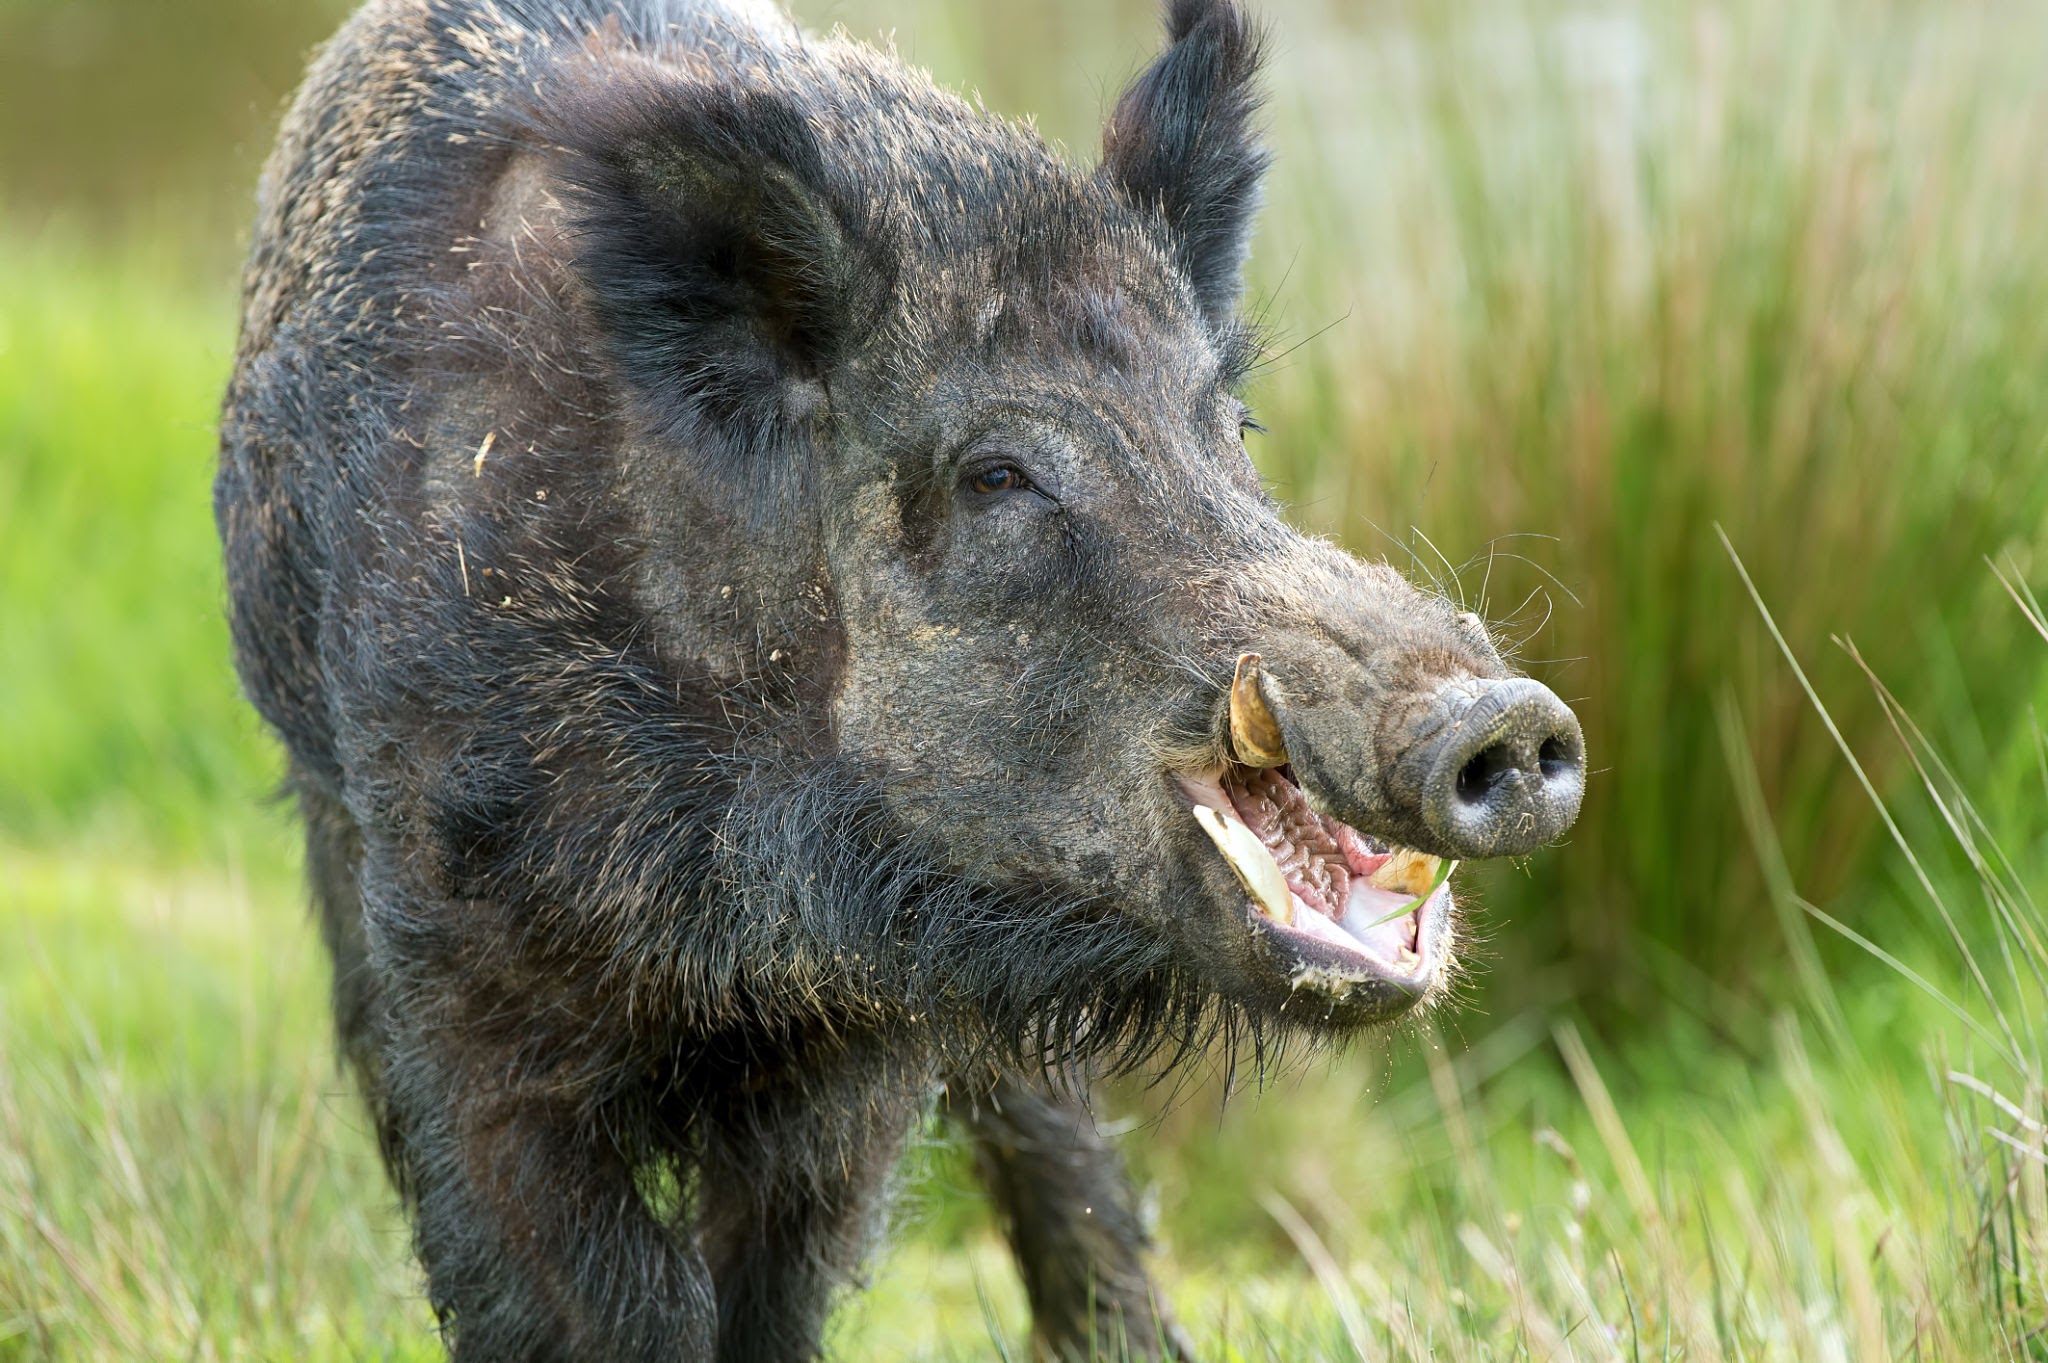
[1191,803,1295,925]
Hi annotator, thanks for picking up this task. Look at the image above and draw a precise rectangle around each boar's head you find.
[555,0,1584,1040]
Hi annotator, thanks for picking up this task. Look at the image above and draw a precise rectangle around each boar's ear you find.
[1100,0,1270,330]
[554,72,894,464]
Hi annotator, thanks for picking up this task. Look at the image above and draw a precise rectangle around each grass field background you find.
[5,0,2048,1357]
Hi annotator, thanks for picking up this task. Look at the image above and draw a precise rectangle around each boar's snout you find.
[1388,676,1585,860]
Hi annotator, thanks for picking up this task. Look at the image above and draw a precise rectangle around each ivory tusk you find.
[1228,652,1290,768]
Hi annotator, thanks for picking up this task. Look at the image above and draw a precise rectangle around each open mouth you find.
[1178,764,1452,988]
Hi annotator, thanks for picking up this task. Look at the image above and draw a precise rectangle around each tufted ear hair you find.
[552,68,895,464]
[1100,0,1270,330]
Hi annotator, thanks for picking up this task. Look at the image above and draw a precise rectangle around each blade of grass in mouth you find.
[1358,859,1459,931]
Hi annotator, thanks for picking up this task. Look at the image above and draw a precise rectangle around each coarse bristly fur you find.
[214,0,1578,1358]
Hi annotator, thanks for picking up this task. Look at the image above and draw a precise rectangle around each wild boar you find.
[215,0,1585,1357]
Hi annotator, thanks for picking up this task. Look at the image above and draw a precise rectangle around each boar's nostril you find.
[1455,743,1518,806]
[1420,677,1585,859]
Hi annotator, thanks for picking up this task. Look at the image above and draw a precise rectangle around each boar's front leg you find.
[375,990,718,1361]
[694,1053,926,1363]
[946,1071,1193,1362]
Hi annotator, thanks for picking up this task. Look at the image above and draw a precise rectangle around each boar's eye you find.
[966,463,1031,496]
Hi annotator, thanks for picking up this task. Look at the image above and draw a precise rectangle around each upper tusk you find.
[1229,652,1290,768]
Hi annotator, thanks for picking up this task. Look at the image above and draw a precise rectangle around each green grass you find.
[6,0,2048,1356]
[0,236,281,860]
[10,780,2048,1358]
[1,849,439,1360]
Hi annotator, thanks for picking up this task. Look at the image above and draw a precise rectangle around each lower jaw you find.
[1246,881,1448,990]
